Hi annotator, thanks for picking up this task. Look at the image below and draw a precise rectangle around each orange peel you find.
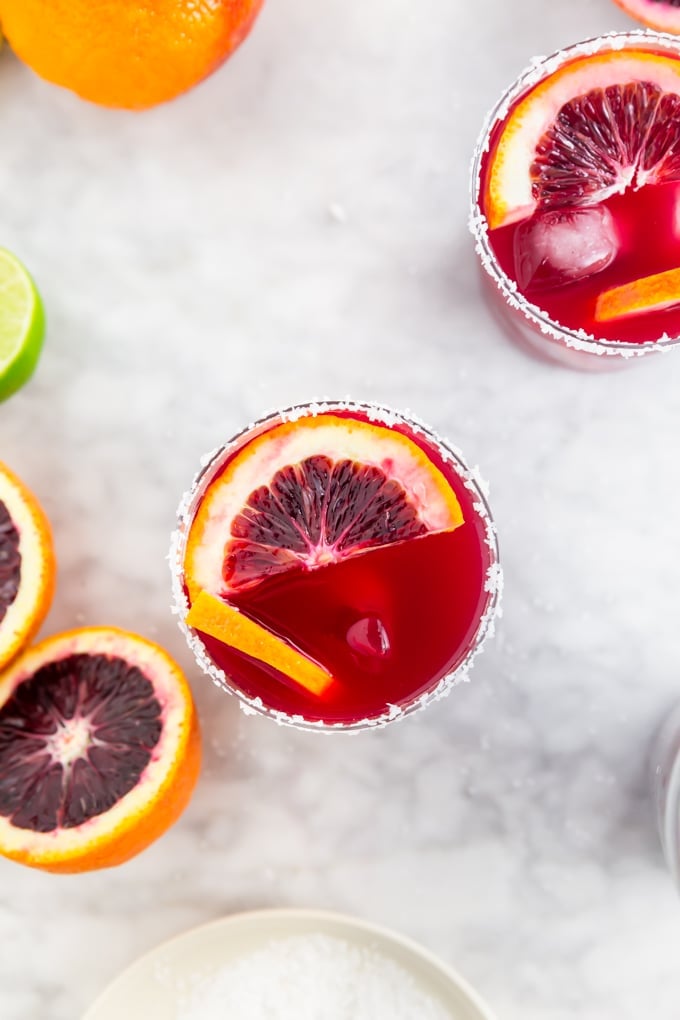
[186,591,334,697]
[485,48,680,230]
[0,0,265,110]
[595,267,680,321]
[184,412,464,604]
[0,461,55,671]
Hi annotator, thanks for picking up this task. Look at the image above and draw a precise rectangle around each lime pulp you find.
[0,248,45,401]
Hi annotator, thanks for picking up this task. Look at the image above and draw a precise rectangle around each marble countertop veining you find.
[2,0,680,1017]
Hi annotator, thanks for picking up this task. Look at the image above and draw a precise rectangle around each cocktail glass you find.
[170,401,501,731]
[471,32,680,370]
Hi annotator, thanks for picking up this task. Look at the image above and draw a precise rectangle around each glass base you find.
[650,702,680,891]
[481,270,645,373]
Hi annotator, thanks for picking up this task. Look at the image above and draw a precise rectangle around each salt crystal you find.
[176,934,455,1020]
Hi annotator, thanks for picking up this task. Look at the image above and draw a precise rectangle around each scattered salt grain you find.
[177,934,455,1020]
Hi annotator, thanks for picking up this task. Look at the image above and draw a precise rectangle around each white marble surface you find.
[2,0,680,1016]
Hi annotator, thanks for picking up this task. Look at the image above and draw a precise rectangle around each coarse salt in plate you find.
[82,908,497,1020]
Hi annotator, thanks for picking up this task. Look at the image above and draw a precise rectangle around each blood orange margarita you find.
[171,402,501,730]
[471,32,680,368]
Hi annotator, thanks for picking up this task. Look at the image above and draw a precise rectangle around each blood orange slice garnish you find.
[186,591,334,696]
[595,265,680,320]
[183,412,464,604]
[485,48,680,229]
[613,0,680,34]
[0,628,201,873]
[0,461,55,671]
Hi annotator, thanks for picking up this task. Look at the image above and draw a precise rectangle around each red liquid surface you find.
[479,52,680,346]
[483,181,680,344]
[188,416,494,725]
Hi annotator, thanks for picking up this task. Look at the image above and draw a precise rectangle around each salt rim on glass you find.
[169,400,502,732]
[469,30,680,364]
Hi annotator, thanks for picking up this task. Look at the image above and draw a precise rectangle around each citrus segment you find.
[186,591,334,697]
[0,462,55,671]
[0,0,265,109]
[0,501,20,625]
[0,248,45,401]
[184,413,464,603]
[613,0,680,33]
[485,50,680,229]
[595,266,680,321]
[0,628,201,872]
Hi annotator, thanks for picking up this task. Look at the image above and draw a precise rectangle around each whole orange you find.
[0,0,265,109]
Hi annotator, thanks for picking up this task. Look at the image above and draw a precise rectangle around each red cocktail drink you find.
[471,33,680,369]
[171,403,500,730]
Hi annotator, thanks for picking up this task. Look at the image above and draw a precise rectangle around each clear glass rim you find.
[663,755,680,890]
[469,29,680,360]
[170,399,502,733]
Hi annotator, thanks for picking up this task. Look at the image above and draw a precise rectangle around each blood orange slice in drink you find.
[0,461,55,671]
[596,265,680,320]
[484,47,680,229]
[0,628,201,872]
[183,411,464,604]
[186,591,334,696]
[613,0,680,33]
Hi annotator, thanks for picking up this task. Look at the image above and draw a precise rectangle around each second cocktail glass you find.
[471,31,680,369]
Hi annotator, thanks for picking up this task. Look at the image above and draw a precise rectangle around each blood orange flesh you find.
[0,654,162,832]
[225,454,435,590]
[530,81,680,212]
[0,462,55,671]
[184,410,464,603]
[176,405,499,726]
[478,39,680,345]
[483,47,680,229]
[0,501,21,626]
[0,628,200,872]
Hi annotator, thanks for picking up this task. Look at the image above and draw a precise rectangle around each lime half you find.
[0,248,45,401]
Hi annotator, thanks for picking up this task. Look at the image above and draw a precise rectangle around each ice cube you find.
[514,206,619,291]
[346,616,390,658]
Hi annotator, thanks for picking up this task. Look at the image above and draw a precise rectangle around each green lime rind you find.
[0,248,46,402]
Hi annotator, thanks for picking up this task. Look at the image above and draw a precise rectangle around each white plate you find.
[83,907,497,1020]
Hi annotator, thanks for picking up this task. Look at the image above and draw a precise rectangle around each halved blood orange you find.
[183,411,464,604]
[0,627,201,873]
[0,461,55,671]
[485,47,680,229]
[613,0,680,33]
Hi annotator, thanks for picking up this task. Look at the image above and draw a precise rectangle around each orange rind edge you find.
[0,461,56,672]
[187,591,335,698]
[484,49,680,230]
[595,266,680,322]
